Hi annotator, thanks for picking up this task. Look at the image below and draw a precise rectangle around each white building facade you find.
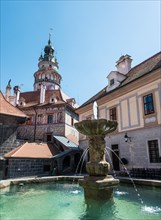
[76,52,161,176]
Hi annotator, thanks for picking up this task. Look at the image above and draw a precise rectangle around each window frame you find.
[110,78,115,86]
[147,139,160,163]
[143,93,155,115]
[47,114,53,124]
[109,107,117,121]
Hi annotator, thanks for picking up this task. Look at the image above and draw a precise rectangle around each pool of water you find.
[0,181,161,220]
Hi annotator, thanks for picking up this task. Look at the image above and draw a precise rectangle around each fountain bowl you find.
[74,119,118,136]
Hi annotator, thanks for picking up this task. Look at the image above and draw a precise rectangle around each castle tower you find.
[33,35,62,91]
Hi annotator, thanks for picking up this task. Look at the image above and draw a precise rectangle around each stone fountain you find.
[75,102,119,202]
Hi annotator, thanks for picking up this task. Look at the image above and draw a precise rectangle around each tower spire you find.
[34,35,62,91]
[48,32,51,45]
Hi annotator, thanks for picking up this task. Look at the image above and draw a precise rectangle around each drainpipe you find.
[33,108,37,142]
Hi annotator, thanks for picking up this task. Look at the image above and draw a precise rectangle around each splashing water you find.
[70,190,81,194]
[106,146,144,205]
[74,147,89,176]
[115,191,129,196]
[142,206,161,214]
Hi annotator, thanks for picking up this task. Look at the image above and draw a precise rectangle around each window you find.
[71,118,74,126]
[148,140,160,163]
[143,93,154,115]
[110,107,117,120]
[47,115,53,124]
[110,79,114,86]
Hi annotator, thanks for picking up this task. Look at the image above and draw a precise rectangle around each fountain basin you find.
[1,180,161,220]
[74,119,118,136]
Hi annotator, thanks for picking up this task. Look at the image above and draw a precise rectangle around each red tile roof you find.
[4,142,60,159]
[19,89,66,107]
[0,91,27,118]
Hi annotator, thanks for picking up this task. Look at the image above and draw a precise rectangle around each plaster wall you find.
[79,126,161,170]
[65,124,79,143]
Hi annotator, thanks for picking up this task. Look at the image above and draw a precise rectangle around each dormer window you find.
[110,79,114,86]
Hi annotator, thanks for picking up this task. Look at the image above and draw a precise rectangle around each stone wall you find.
[6,158,52,178]
[0,115,25,155]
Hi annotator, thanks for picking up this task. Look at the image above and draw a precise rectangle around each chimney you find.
[5,79,12,101]
[115,54,132,74]
[13,86,21,105]
[40,83,46,104]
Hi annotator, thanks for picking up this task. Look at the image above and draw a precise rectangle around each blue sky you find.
[1,0,160,105]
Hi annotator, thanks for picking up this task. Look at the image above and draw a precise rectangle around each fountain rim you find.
[0,176,161,189]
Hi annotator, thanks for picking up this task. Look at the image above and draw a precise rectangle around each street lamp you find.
[124,133,131,143]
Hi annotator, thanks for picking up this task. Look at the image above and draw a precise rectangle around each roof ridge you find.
[12,142,28,157]
[128,51,161,74]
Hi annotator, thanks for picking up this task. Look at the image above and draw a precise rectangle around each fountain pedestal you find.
[79,175,119,201]
[75,119,119,201]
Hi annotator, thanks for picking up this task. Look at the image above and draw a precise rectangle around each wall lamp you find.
[124,133,132,142]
